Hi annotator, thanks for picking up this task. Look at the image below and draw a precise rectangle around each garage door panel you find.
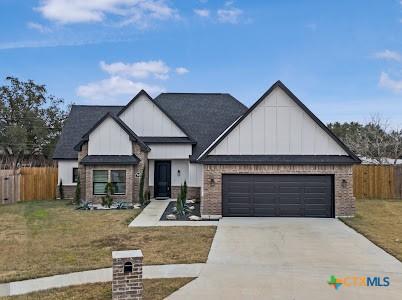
[222,174,333,217]
[254,207,276,216]
[226,196,251,204]
[254,195,276,204]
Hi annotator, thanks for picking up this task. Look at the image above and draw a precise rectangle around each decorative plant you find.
[74,176,81,205]
[145,190,151,202]
[139,167,145,206]
[182,180,188,205]
[59,179,64,200]
[176,187,185,216]
[102,182,114,208]
[176,183,191,216]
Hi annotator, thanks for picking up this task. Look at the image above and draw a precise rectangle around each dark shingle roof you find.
[198,155,359,165]
[53,105,123,159]
[80,155,139,165]
[53,94,247,160]
[154,93,248,160]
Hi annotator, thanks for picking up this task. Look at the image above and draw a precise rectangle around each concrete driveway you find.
[168,218,402,300]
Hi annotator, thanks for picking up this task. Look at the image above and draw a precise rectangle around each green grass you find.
[0,278,195,300]
[341,199,402,262]
[0,200,216,283]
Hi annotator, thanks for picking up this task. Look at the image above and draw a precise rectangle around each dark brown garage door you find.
[222,174,333,217]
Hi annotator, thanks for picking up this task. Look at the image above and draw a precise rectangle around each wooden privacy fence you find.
[0,167,58,203]
[0,169,20,204]
[353,165,402,199]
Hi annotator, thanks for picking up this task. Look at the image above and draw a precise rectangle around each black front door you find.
[154,161,171,198]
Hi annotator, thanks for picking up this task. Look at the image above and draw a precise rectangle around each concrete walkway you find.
[168,218,402,300]
[0,263,204,297]
[128,199,218,227]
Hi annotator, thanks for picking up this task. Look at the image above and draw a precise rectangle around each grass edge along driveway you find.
[0,200,216,283]
[341,199,402,262]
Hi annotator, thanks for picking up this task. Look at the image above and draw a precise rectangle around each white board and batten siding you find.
[210,87,347,156]
[120,94,186,137]
[88,117,132,155]
[148,144,192,159]
[58,160,78,185]
[149,160,202,187]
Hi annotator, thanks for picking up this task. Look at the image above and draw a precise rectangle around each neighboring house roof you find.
[198,81,361,163]
[80,155,140,165]
[198,155,358,165]
[73,112,150,152]
[53,105,123,160]
[154,93,248,160]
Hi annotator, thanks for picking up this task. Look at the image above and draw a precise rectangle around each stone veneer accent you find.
[202,164,355,218]
[112,250,143,300]
[56,185,76,199]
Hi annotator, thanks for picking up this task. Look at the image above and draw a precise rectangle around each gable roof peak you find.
[197,80,361,162]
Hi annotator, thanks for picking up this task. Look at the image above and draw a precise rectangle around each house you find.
[53,81,360,218]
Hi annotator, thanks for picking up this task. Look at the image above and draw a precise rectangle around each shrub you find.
[59,180,64,200]
[74,176,81,205]
[176,186,185,216]
[102,182,114,208]
[139,167,145,206]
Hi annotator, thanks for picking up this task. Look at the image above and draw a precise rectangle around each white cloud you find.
[374,50,402,62]
[175,67,189,75]
[27,22,52,33]
[36,0,178,26]
[379,72,402,92]
[217,2,243,24]
[77,76,164,103]
[194,9,210,17]
[100,60,170,79]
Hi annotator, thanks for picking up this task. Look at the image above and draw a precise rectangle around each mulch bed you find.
[160,201,203,221]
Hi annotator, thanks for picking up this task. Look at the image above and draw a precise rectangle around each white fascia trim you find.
[197,116,242,160]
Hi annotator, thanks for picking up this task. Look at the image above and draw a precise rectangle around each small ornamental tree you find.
[176,186,185,216]
[74,176,81,205]
[59,179,64,200]
[139,167,145,206]
[102,182,114,208]
[183,180,188,203]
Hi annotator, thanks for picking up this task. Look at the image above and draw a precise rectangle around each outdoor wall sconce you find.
[210,178,215,186]
[341,179,347,188]
[177,169,181,176]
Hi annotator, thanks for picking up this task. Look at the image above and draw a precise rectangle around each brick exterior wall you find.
[76,141,149,204]
[132,144,149,203]
[171,186,200,200]
[149,186,200,200]
[56,185,76,199]
[84,164,135,203]
[78,143,88,201]
[112,251,143,300]
[202,164,355,218]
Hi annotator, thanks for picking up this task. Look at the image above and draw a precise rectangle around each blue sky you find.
[1,0,402,126]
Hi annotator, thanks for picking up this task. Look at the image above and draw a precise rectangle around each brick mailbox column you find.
[112,250,143,300]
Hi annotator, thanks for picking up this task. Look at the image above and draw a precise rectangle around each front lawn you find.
[1,278,194,300]
[341,199,402,262]
[0,201,216,283]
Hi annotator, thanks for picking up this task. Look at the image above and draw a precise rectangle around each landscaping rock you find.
[186,199,196,204]
[134,204,141,209]
[167,214,177,220]
[188,205,195,210]
[189,215,202,221]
